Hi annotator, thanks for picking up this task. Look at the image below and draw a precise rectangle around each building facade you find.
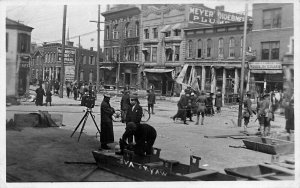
[250,3,294,96]
[6,18,33,100]
[101,5,141,90]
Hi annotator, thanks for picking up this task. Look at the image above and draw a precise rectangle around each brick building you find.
[101,5,141,90]
[249,3,294,96]
[76,47,98,84]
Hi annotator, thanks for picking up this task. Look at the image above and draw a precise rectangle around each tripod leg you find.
[71,111,88,137]
[78,112,89,142]
[89,111,101,134]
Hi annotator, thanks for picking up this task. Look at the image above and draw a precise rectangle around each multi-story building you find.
[101,5,141,90]
[6,18,33,102]
[250,3,294,96]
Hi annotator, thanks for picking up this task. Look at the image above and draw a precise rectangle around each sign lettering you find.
[249,62,282,70]
[57,48,76,64]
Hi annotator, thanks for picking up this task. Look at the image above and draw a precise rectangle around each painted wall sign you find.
[189,6,249,25]
[58,48,76,64]
[110,16,133,25]
[64,65,75,82]
[249,62,282,70]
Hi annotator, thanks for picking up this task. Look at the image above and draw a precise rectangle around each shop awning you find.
[172,23,184,30]
[143,68,174,73]
[142,48,150,53]
[250,69,282,74]
[160,25,171,32]
[100,65,114,70]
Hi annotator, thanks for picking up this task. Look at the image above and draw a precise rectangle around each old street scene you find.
[4,2,297,187]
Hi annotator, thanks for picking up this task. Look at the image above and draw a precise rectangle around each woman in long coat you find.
[100,93,115,149]
[215,91,222,113]
[35,85,45,106]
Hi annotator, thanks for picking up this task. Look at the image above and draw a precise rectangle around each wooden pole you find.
[97,5,100,92]
[59,5,67,98]
[237,3,248,127]
[77,35,81,82]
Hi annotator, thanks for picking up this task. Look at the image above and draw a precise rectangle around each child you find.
[46,90,52,106]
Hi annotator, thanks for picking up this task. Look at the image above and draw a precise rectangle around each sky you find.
[3,0,258,50]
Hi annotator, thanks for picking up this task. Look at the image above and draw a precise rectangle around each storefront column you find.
[211,67,216,93]
[55,67,58,80]
[42,67,45,81]
[222,68,226,106]
[234,68,239,93]
[201,66,205,91]
[246,69,250,91]
[49,67,52,80]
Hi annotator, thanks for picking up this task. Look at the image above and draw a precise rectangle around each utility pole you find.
[77,35,81,82]
[60,5,67,98]
[237,3,248,127]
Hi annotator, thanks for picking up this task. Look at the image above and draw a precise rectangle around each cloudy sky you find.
[4,0,259,50]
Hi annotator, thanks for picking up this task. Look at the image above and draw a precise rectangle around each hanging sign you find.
[65,65,75,82]
[58,47,76,64]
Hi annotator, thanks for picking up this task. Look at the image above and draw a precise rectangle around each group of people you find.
[67,82,97,101]
[35,84,52,106]
[100,89,157,157]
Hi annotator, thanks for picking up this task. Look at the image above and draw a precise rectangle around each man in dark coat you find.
[285,95,294,133]
[147,89,156,114]
[257,93,273,136]
[215,90,222,113]
[117,122,157,156]
[206,93,214,116]
[172,93,189,124]
[35,84,45,106]
[125,95,143,126]
[100,93,115,149]
[243,92,253,128]
[120,90,131,123]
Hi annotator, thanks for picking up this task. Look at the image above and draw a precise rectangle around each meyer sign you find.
[189,6,250,25]
[65,65,75,82]
[249,62,282,70]
[58,48,76,64]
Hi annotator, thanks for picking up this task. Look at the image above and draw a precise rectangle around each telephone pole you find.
[237,3,248,127]
[77,35,81,82]
[59,5,67,98]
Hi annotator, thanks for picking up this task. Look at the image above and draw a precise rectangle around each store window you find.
[105,49,109,61]
[197,39,202,58]
[113,24,118,39]
[188,40,193,58]
[144,29,149,39]
[263,8,281,29]
[144,47,151,62]
[229,37,235,58]
[112,47,120,62]
[165,31,171,37]
[261,41,280,60]
[165,46,173,61]
[218,38,224,58]
[152,47,157,62]
[125,47,134,61]
[207,39,212,58]
[174,29,181,36]
[105,26,109,39]
[175,46,180,61]
[153,28,158,39]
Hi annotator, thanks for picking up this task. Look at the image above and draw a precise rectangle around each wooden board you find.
[259,163,294,175]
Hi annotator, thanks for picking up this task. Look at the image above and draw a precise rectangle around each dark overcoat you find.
[121,93,131,111]
[126,104,143,125]
[35,87,45,106]
[147,92,156,105]
[100,98,115,144]
[215,94,222,108]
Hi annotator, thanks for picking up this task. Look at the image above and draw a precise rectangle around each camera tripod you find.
[71,107,101,142]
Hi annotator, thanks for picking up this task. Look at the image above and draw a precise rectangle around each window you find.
[165,31,171,37]
[112,47,120,61]
[144,47,151,61]
[89,56,94,65]
[134,46,139,61]
[207,39,212,58]
[175,46,180,61]
[263,8,281,29]
[152,47,157,62]
[197,39,203,58]
[125,22,130,38]
[125,47,134,61]
[218,38,224,58]
[144,29,149,39]
[18,33,30,53]
[240,37,243,57]
[188,40,193,58]
[6,33,8,52]
[261,41,280,60]
[229,37,235,57]
[165,46,173,61]
[105,26,110,39]
[105,49,109,61]
[113,24,118,39]
[174,29,181,36]
[135,21,139,37]
[153,28,158,39]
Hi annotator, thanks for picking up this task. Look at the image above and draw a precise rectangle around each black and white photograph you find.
[2,0,299,187]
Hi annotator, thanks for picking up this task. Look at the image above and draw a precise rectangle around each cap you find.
[104,93,112,98]
[263,93,270,98]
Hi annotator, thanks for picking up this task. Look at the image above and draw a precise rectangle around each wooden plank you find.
[259,163,294,175]
[184,169,217,179]
[230,136,258,139]
[285,159,295,165]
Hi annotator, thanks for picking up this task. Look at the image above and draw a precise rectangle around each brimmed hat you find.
[246,91,251,96]
[103,93,112,98]
[263,93,270,98]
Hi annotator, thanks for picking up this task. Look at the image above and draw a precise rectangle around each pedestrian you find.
[284,94,294,134]
[73,83,78,100]
[257,93,274,136]
[186,90,193,122]
[125,94,143,126]
[54,80,60,95]
[100,93,115,150]
[243,91,253,130]
[172,91,188,125]
[70,82,73,97]
[206,93,214,116]
[195,91,207,125]
[117,122,157,156]
[45,89,52,106]
[66,82,71,98]
[79,84,84,100]
[147,89,156,114]
[215,90,222,113]
[35,84,45,106]
[120,90,131,123]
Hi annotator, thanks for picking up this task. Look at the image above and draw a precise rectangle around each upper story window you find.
[229,37,235,58]
[125,22,130,38]
[105,26,109,39]
[6,33,8,52]
[134,46,139,61]
[207,39,212,58]
[175,46,180,61]
[105,48,109,61]
[18,33,31,53]
[89,56,95,65]
[165,46,173,61]
[261,41,280,60]
[188,40,193,58]
[152,47,157,62]
[113,24,118,39]
[135,21,140,37]
[263,8,281,29]
[153,28,158,39]
[165,31,171,37]
[124,47,134,61]
[174,29,181,36]
[197,39,203,58]
[143,47,151,62]
[218,38,224,58]
[112,47,120,62]
[144,29,149,39]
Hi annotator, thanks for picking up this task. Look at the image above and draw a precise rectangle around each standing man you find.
[195,91,207,125]
[215,90,222,113]
[147,89,156,115]
[243,92,253,129]
[73,83,78,100]
[125,94,143,126]
[120,90,131,123]
[257,93,273,136]
[206,93,214,116]
[172,91,189,125]
[35,84,45,106]
[100,93,115,150]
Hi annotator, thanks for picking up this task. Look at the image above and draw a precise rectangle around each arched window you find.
[113,24,118,39]
[188,40,193,58]
[135,21,139,37]
[229,37,235,57]
[207,39,212,58]
[197,39,203,58]
[218,38,224,58]
[105,25,109,39]
[125,22,130,38]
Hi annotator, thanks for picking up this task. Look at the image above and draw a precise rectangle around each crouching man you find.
[117,122,157,156]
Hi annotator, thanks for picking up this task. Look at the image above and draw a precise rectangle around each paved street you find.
[6,87,290,175]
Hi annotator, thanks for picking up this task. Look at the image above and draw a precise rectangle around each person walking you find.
[172,91,189,125]
[66,82,71,98]
[73,83,78,100]
[206,93,214,116]
[195,91,207,125]
[100,93,115,150]
[285,94,294,134]
[147,89,156,114]
[215,90,222,113]
[45,89,52,106]
[243,92,253,130]
[35,84,45,106]
[120,90,131,123]
[257,93,273,136]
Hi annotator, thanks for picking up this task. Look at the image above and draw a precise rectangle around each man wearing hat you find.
[195,91,207,125]
[206,93,214,116]
[243,91,253,129]
[125,94,143,126]
[100,93,115,149]
[257,93,273,136]
[120,90,131,123]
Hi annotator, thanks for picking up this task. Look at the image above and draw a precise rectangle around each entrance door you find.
[125,73,130,86]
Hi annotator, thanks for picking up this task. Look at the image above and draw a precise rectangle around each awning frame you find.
[143,68,174,73]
